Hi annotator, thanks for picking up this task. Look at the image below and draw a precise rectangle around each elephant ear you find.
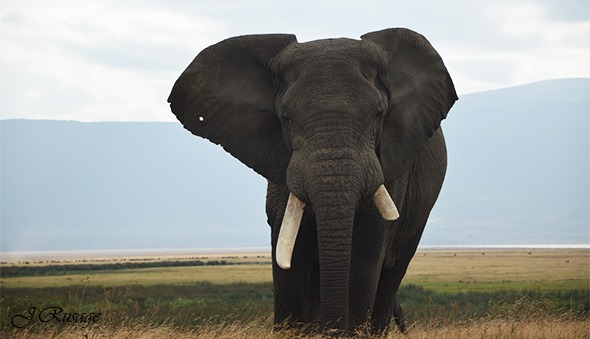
[168,34,297,184]
[362,28,458,180]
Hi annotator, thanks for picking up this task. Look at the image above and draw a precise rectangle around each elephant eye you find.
[282,111,293,125]
[375,109,386,119]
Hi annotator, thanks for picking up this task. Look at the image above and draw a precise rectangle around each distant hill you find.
[423,78,589,245]
[0,121,269,252]
[1,78,588,252]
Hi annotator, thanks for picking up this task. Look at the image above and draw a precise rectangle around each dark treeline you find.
[0,260,271,278]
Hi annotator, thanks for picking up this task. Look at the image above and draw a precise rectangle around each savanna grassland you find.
[1,249,588,338]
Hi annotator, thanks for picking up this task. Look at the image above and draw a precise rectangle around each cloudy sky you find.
[1,0,588,122]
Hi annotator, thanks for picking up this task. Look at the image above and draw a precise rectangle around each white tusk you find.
[276,192,306,270]
[372,184,400,221]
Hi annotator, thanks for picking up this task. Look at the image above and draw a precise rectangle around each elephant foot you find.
[274,319,322,337]
[392,301,406,333]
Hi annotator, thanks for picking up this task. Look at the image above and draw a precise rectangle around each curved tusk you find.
[373,184,400,221]
[276,192,306,270]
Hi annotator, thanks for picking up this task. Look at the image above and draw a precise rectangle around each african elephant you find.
[168,28,457,334]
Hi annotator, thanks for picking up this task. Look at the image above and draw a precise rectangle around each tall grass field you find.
[1,249,588,338]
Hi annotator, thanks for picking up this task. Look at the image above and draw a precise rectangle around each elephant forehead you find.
[276,38,387,78]
[273,39,388,117]
[280,79,385,119]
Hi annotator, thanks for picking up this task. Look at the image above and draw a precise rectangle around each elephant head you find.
[168,28,457,331]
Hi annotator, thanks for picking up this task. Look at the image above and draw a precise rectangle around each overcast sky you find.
[1,0,588,122]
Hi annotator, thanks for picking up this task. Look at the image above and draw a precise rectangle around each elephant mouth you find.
[275,184,399,270]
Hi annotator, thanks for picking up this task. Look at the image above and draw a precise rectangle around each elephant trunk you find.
[310,170,359,331]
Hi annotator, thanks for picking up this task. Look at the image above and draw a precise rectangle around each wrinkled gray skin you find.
[168,28,457,334]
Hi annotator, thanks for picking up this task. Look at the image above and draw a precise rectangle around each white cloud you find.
[0,1,228,121]
[0,0,588,121]
[439,1,590,93]
[493,2,590,82]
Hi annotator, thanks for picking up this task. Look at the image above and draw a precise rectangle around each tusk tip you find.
[373,184,400,221]
[276,192,304,272]
[383,211,400,221]
[276,259,291,270]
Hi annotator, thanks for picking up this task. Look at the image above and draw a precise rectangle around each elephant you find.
[168,28,457,334]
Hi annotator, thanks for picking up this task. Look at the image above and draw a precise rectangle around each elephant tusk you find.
[373,184,400,221]
[276,192,306,270]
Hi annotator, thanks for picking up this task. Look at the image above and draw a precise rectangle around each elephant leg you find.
[348,210,388,329]
[371,207,429,333]
[271,253,320,327]
[371,265,403,333]
[392,296,406,333]
[372,215,431,332]
[372,250,419,333]
[270,203,320,328]
[267,183,315,326]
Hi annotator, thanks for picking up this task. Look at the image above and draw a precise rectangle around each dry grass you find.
[5,316,589,339]
[403,317,590,339]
